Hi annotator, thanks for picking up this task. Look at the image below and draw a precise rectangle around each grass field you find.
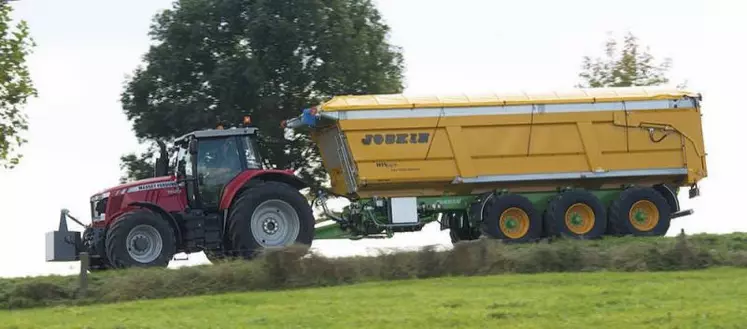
[2,233,747,312]
[2,267,745,329]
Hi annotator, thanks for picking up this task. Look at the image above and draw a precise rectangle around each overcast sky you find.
[1,0,744,278]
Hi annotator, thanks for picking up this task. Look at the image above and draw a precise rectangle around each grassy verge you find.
[3,267,746,329]
[2,232,747,311]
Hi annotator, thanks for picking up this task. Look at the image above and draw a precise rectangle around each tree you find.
[576,32,675,88]
[119,150,158,184]
[119,0,405,186]
[0,2,36,169]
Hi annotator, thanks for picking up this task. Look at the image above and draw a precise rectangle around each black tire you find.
[544,189,607,239]
[608,186,671,236]
[105,209,177,269]
[82,228,110,271]
[481,193,542,243]
[227,181,315,259]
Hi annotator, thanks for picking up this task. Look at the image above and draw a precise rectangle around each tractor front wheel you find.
[228,181,315,259]
[104,209,176,269]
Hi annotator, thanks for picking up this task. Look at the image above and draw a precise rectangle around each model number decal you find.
[361,133,430,145]
[375,161,420,172]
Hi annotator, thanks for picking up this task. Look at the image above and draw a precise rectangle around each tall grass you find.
[2,232,747,310]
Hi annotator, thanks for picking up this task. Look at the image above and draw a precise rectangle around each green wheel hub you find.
[569,213,583,226]
[634,210,648,223]
[499,207,530,239]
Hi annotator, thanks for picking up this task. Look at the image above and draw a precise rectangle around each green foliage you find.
[0,2,36,169]
[577,32,674,88]
[119,151,156,183]
[119,0,405,184]
[2,233,747,311]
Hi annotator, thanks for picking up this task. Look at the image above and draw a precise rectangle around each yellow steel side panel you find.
[576,122,603,171]
[471,155,590,176]
[424,129,457,160]
[337,118,459,185]
[309,130,349,196]
[528,123,586,155]
[623,109,707,184]
[321,87,698,111]
[323,99,706,196]
[326,169,348,195]
[525,111,620,172]
[593,123,628,153]
[356,159,459,183]
[463,125,532,157]
[601,151,685,171]
[444,126,476,178]
[443,113,533,158]
[344,129,434,161]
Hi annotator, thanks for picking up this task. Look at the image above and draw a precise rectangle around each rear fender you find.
[653,184,680,213]
[219,169,309,211]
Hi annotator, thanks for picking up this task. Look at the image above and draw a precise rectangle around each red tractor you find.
[46,118,317,270]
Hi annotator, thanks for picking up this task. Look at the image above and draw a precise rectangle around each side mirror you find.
[153,140,169,177]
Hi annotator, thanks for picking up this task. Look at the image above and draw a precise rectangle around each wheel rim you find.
[250,199,301,247]
[629,200,660,231]
[499,207,530,239]
[125,224,164,264]
[564,203,595,235]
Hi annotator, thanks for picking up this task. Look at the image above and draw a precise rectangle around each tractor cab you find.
[163,123,264,210]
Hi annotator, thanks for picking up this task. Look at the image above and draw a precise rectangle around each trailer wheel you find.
[105,209,176,269]
[228,181,315,259]
[481,194,542,243]
[608,187,671,236]
[544,190,607,239]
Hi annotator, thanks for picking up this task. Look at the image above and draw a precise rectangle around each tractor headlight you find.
[90,192,109,222]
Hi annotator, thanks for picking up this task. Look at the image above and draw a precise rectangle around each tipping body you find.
[299,87,707,199]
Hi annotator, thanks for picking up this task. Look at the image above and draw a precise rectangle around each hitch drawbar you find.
[45,209,84,262]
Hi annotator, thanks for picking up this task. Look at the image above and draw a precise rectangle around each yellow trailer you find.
[287,87,707,243]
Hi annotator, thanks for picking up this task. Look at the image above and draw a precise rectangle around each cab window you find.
[197,137,243,207]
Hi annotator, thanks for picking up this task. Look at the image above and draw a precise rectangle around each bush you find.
[1,232,745,310]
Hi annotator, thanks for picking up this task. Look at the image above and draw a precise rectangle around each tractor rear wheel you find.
[227,181,315,259]
[105,209,176,269]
